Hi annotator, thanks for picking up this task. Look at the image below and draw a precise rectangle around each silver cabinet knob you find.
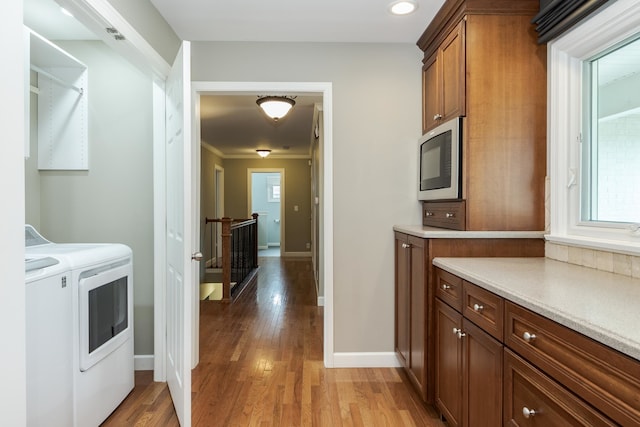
[441,284,451,290]
[433,114,443,120]
[522,407,536,418]
[473,303,484,312]
[523,332,537,343]
[401,243,411,249]
[445,212,455,218]
[452,328,465,339]
[191,251,203,261]
[425,211,434,217]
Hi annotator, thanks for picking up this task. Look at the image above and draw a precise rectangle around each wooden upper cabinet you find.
[417,0,546,231]
[422,53,440,133]
[439,21,465,123]
[422,20,466,133]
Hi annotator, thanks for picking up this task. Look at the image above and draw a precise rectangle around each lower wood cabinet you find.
[504,349,615,427]
[434,267,640,427]
[435,294,503,427]
[394,235,544,404]
[394,232,427,399]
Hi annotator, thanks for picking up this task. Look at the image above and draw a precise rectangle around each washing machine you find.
[25,225,135,427]
[26,254,73,427]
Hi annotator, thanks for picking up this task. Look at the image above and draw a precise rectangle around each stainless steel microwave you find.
[418,116,462,201]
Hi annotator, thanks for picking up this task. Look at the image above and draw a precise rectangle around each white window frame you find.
[547,0,640,255]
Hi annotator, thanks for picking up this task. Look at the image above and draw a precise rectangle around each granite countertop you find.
[393,225,545,239]
[431,257,640,361]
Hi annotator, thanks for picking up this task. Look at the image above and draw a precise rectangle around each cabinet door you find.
[435,299,463,427]
[440,20,466,122]
[463,319,502,427]
[394,234,410,367]
[422,20,466,133]
[408,236,426,396]
[422,52,440,133]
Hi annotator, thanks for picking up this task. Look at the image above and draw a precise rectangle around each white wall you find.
[26,40,156,356]
[0,0,27,423]
[107,0,180,65]
[192,41,423,353]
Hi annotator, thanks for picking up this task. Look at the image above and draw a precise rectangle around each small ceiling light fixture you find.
[256,149,272,158]
[256,96,296,121]
[60,7,74,17]
[389,0,418,15]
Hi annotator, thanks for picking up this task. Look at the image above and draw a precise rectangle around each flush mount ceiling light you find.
[256,149,272,158]
[256,96,296,121]
[60,7,74,17]
[389,0,418,15]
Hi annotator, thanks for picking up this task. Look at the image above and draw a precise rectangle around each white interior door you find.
[165,41,192,427]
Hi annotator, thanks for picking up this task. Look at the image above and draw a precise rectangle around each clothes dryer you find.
[25,225,134,427]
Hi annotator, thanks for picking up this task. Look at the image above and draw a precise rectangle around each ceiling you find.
[148,0,445,44]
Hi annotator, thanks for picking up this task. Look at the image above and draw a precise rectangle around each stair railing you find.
[205,213,258,301]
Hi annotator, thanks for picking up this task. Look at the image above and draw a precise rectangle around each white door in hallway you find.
[165,41,192,427]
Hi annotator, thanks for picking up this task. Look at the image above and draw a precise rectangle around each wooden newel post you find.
[221,217,232,302]
[252,213,259,268]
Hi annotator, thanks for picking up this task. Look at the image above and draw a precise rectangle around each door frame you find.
[192,81,335,368]
[248,168,285,254]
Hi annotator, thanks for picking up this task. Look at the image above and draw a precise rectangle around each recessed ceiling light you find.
[60,7,74,18]
[389,0,418,16]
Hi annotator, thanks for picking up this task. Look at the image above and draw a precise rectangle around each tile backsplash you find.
[545,242,640,279]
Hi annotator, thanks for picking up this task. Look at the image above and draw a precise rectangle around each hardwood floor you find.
[102,257,445,426]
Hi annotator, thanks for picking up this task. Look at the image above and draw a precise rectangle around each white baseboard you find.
[332,352,402,368]
[134,354,154,371]
[282,251,312,258]
[317,296,325,306]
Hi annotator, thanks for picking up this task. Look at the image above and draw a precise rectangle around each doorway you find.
[191,81,335,369]
[249,170,283,257]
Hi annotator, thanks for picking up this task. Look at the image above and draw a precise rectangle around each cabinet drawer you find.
[505,302,640,426]
[463,281,503,341]
[422,200,466,230]
[504,349,615,427]
[435,267,462,312]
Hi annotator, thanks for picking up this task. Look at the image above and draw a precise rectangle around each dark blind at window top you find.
[532,0,611,44]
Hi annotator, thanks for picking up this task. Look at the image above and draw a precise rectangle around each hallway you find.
[103,257,443,426]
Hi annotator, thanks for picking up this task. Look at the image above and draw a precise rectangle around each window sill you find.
[545,234,640,256]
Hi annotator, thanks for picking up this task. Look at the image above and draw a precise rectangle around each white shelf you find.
[26,27,89,170]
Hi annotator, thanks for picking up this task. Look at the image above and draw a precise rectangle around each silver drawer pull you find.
[522,407,537,418]
[401,243,411,249]
[433,114,443,120]
[441,284,451,290]
[473,303,484,312]
[523,332,537,343]
[425,211,434,217]
[445,212,455,218]
[452,328,465,339]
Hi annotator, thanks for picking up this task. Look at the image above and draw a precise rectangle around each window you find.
[267,176,280,202]
[548,0,640,254]
[582,36,640,224]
